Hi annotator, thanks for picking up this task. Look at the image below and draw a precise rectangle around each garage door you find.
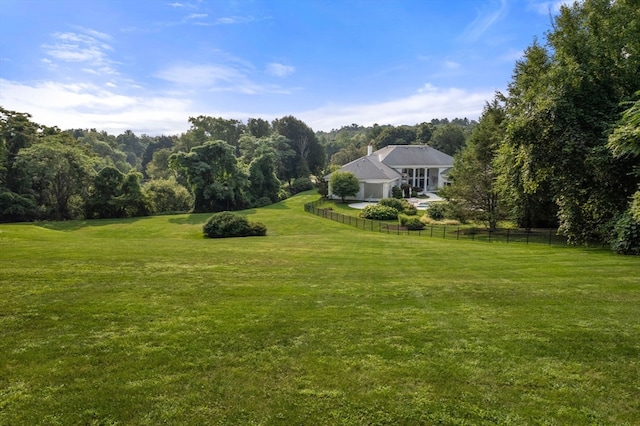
[363,183,383,199]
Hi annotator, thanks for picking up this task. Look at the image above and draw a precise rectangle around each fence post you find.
[472,227,475,241]
[430,225,434,237]
[457,227,460,240]
[507,228,510,243]
[489,229,492,242]
[443,226,446,239]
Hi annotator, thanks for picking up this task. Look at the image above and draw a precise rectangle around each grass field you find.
[1,192,639,425]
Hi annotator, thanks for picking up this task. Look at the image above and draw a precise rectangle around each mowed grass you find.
[1,192,639,425]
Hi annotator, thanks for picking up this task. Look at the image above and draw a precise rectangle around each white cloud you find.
[215,16,257,25]
[0,78,492,136]
[0,78,193,135]
[300,84,493,131]
[266,63,295,77]
[155,63,292,94]
[459,0,509,42]
[444,61,461,70]
[186,13,207,20]
[42,30,117,75]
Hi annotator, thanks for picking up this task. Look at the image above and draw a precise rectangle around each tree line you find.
[0,107,474,223]
[443,0,639,253]
[1,0,637,253]
[0,112,331,221]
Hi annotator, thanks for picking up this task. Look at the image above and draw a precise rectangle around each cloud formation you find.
[458,0,509,42]
[42,30,117,75]
[266,63,295,77]
[301,84,491,131]
[0,78,490,135]
[155,63,291,94]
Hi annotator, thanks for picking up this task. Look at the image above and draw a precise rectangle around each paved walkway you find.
[348,193,443,210]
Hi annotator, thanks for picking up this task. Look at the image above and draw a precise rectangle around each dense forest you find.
[1,0,638,253]
[0,108,475,220]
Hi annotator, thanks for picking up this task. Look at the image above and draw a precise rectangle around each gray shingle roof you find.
[326,155,400,181]
[375,145,453,167]
[327,144,453,182]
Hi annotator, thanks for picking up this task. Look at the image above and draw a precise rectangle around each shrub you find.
[611,210,640,255]
[391,186,403,199]
[420,215,461,226]
[253,196,273,208]
[379,198,405,211]
[399,214,425,230]
[290,177,314,194]
[143,178,193,214]
[360,204,398,220]
[406,217,425,230]
[249,222,268,237]
[403,203,418,216]
[427,203,446,220]
[203,211,267,238]
[379,198,416,215]
[443,200,469,224]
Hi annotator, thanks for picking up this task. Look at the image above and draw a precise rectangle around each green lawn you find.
[1,192,639,425]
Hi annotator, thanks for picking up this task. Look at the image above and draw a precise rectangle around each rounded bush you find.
[379,197,405,211]
[249,222,267,236]
[405,217,425,230]
[399,214,425,230]
[403,203,418,216]
[360,204,398,220]
[290,177,314,194]
[427,203,446,220]
[203,211,267,238]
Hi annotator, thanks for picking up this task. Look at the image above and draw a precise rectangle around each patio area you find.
[348,193,443,210]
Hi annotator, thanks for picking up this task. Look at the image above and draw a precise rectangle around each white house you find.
[326,145,453,201]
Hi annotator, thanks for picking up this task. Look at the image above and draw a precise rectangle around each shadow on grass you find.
[168,208,267,225]
[35,216,148,231]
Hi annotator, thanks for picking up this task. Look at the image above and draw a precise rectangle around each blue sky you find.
[0,0,570,135]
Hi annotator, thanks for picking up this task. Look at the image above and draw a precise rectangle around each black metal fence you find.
[304,199,567,246]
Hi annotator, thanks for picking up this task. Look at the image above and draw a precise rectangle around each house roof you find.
[374,145,453,167]
[327,155,400,181]
[326,144,453,182]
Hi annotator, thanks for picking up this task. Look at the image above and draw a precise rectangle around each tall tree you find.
[429,124,466,155]
[142,135,175,177]
[498,0,640,243]
[86,166,125,218]
[444,98,506,229]
[13,134,95,220]
[169,140,249,212]
[248,146,281,204]
[187,116,246,155]
[372,126,417,149]
[272,116,325,181]
[247,118,271,138]
[495,41,558,228]
[0,107,42,193]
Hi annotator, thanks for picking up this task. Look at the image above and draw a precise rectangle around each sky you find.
[0,0,572,135]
